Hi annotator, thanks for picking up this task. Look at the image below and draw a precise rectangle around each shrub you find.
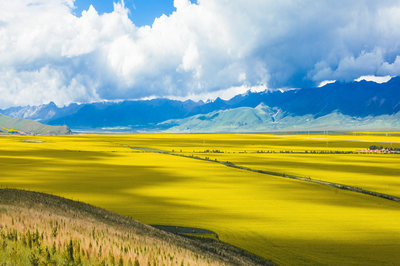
[29,251,40,266]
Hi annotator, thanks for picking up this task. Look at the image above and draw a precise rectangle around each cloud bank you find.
[1,0,400,107]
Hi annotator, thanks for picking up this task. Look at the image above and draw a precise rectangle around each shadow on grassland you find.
[247,235,400,266]
[0,148,119,161]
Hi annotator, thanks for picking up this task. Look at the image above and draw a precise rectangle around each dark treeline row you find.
[369,145,400,152]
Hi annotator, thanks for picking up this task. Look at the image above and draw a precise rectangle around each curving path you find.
[129,146,400,203]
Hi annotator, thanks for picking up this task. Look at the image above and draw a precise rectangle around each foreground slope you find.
[0,189,271,266]
[0,114,70,135]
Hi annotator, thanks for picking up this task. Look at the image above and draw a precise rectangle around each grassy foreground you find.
[1,133,400,265]
[0,189,270,265]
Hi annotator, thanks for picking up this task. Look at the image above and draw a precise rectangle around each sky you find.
[73,0,179,26]
[1,0,400,108]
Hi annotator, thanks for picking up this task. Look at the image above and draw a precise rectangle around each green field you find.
[1,133,400,265]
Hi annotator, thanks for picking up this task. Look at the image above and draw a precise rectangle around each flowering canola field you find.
[1,133,400,265]
[137,133,400,197]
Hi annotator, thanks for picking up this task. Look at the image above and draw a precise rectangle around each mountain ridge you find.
[1,77,399,131]
[162,105,400,133]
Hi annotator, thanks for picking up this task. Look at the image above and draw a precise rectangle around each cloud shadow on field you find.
[241,234,400,266]
[2,143,400,266]
[0,148,120,161]
[0,149,257,222]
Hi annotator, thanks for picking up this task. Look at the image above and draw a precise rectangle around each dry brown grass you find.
[0,189,272,265]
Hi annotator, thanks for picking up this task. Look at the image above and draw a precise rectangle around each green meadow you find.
[1,133,400,265]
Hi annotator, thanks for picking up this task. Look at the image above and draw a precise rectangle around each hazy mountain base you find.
[162,104,400,133]
[0,114,71,135]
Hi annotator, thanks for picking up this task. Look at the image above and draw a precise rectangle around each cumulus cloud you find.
[310,49,400,82]
[0,65,99,107]
[0,0,400,107]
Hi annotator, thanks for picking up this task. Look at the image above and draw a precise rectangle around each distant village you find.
[365,145,400,154]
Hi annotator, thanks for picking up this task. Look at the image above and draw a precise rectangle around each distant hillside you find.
[0,77,399,130]
[0,189,272,265]
[0,114,70,135]
[46,99,203,129]
[163,104,400,133]
[0,101,81,122]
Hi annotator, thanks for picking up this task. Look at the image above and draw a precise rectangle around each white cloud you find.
[0,66,99,107]
[310,49,400,82]
[1,0,400,108]
[168,85,269,102]
[318,80,336,88]
[355,75,392,84]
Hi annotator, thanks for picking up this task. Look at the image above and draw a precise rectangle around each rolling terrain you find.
[0,114,70,135]
[1,133,400,265]
[0,189,270,265]
[162,104,400,132]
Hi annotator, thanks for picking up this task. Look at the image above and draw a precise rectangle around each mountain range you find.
[163,104,400,133]
[1,77,399,132]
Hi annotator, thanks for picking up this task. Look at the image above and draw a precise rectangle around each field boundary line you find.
[129,146,400,203]
[242,133,400,144]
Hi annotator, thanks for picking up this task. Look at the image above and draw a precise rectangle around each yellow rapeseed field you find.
[129,133,400,197]
[1,133,400,265]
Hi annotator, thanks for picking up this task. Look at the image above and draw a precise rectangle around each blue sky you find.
[0,0,400,107]
[73,0,194,26]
